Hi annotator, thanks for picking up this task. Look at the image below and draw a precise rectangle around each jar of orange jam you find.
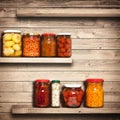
[86,78,104,108]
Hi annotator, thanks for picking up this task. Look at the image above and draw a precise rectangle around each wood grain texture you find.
[0,0,120,8]
[0,71,119,82]
[16,8,120,17]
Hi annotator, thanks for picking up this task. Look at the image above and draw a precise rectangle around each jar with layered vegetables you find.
[34,79,50,107]
[57,33,71,57]
[1,30,22,57]
[22,33,40,57]
[62,84,84,107]
[41,33,56,57]
[86,78,104,108]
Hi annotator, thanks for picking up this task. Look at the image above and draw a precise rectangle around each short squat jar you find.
[34,79,50,107]
[86,78,104,108]
[1,30,22,57]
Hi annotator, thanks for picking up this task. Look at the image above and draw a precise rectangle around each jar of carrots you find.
[41,33,56,57]
[62,84,84,107]
[22,33,40,57]
[57,33,71,57]
[86,78,104,108]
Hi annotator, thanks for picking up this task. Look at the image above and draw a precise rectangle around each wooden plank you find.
[0,113,120,120]
[0,58,72,64]
[0,71,119,82]
[0,0,120,8]
[0,18,120,28]
[0,81,120,92]
[0,92,119,103]
[12,105,120,114]
[0,28,120,39]
[0,60,120,72]
[16,8,120,17]
[1,102,120,113]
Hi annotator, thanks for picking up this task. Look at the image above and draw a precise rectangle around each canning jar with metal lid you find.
[22,33,40,57]
[41,33,56,57]
[1,30,22,57]
[62,84,84,107]
[34,79,50,107]
[57,33,71,57]
[86,78,104,108]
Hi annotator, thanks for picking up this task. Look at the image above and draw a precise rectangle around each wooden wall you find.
[0,0,120,120]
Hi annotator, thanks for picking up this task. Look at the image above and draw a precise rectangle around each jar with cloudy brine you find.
[1,30,22,57]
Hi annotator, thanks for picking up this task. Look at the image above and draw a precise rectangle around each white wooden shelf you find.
[12,105,120,114]
[16,8,120,17]
[0,58,72,63]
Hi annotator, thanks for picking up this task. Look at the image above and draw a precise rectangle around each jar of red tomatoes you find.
[62,84,84,107]
[41,33,56,57]
[34,79,50,107]
[22,33,40,57]
[57,33,71,57]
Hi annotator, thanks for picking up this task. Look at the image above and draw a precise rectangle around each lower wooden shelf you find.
[0,58,72,63]
[12,105,120,114]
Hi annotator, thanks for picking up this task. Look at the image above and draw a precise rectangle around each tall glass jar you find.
[41,33,56,57]
[1,30,22,57]
[86,78,104,108]
[34,79,50,107]
[22,33,40,57]
[62,84,84,107]
[57,33,71,57]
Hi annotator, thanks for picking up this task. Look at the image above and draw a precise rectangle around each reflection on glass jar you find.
[62,84,84,107]
[57,33,71,57]
[86,78,104,108]
[22,33,40,57]
[34,79,50,107]
[41,33,56,57]
[2,30,22,57]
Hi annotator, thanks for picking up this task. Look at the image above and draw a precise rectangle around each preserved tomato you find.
[22,33,40,57]
[34,79,50,107]
[86,78,104,108]
[57,33,71,57]
[62,84,84,107]
[41,33,56,57]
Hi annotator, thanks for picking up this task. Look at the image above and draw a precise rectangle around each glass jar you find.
[57,33,71,57]
[41,33,56,57]
[51,80,60,107]
[86,78,104,108]
[34,79,50,107]
[62,84,84,107]
[22,33,40,57]
[1,30,22,57]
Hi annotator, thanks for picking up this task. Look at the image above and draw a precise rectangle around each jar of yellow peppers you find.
[86,78,104,108]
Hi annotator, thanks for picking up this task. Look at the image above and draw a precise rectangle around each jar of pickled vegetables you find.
[41,33,56,57]
[57,33,71,57]
[86,78,104,108]
[22,33,40,57]
[62,84,84,107]
[1,30,22,57]
[34,79,50,107]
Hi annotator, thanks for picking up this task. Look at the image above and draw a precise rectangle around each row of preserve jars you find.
[35,78,104,108]
[1,30,71,57]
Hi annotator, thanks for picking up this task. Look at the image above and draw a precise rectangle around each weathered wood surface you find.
[0,0,120,8]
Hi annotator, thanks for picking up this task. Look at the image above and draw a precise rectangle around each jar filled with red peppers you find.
[22,33,40,57]
[57,33,71,57]
[41,33,56,57]
[34,79,50,107]
[62,84,84,107]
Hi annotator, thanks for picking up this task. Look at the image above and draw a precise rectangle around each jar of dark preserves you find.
[22,33,40,57]
[34,79,50,107]
[1,30,22,57]
[62,84,84,107]
[57,33,71,57]
[41,33,56,57]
